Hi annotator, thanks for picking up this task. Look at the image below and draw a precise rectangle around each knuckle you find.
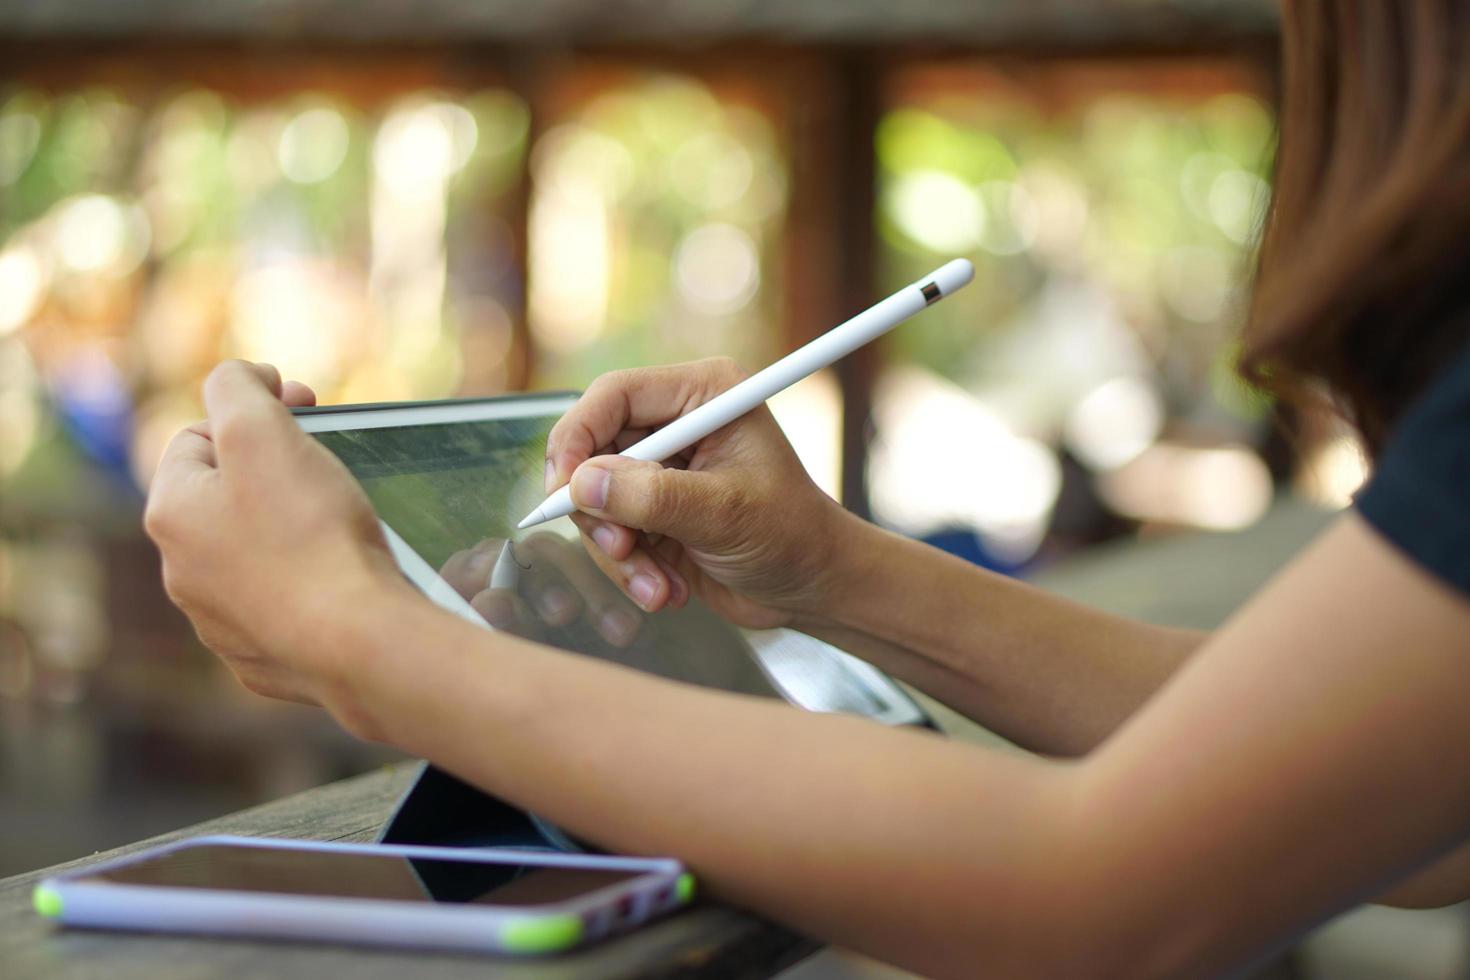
[203,360,246,398]
[158,564,192,606]
[212,413,261,454]
[645,467,683,528]
[585,369,634,405]
[142,499,169,541]
[235,668,269,697]
[608,367,647,392]
[706,356,747,383]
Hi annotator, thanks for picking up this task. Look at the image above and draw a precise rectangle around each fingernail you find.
[572,465,610,511]
[601,608,639,646]
[592,525,617,554]
[629,574,659,610]
[537,587,575,622]
[544,459,556,494]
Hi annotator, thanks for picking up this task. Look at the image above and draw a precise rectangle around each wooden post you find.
[782,48,881,520]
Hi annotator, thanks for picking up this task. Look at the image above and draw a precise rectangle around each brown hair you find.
[1243,0,1470,456]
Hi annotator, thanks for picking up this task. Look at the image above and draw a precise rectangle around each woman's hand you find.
[545,357,851,630]
[143,361,408,735]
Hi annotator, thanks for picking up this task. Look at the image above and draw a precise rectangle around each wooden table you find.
[0,764,817,979]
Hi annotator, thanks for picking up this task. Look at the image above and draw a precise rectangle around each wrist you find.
[323,581,549,764]
[309,570,433,743]
[788,505,888,633]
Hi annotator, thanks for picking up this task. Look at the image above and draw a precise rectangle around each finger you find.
[572,516,683,609]
[569,512,639,562]
[646,543,690,608]
[198,372,317,414]
[648,534,698,606]
[251,362,284,398]
[555,431,652,497]
[545,357,747,488]
[144,427,219,540]
[202,360,299,466]
[155,426,218,478]
[569,523,678,617]
[568,454,731,543]
[281,380,318,408]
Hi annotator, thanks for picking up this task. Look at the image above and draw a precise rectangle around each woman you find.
[145,2,1470,976]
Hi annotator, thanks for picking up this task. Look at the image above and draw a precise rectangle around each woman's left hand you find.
[144,360,408,733]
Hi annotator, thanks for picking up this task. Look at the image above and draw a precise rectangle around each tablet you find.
[295,394,928,727]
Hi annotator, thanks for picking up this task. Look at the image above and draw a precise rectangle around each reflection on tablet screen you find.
[312,419,780,699]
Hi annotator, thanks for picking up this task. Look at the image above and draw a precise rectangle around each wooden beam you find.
[0,0,1278,48]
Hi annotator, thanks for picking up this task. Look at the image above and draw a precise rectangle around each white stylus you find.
[516,257,975,530]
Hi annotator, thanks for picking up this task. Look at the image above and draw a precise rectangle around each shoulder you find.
[1356,339,1470,598]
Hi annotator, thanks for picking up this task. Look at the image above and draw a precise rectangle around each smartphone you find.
[33,835,694,955]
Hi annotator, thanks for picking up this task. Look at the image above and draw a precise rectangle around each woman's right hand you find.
[545,357,851,630]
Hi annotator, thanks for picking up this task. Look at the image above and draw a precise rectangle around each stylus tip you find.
[516,509,543,530]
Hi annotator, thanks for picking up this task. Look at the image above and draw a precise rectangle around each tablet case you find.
[378,762,584,851]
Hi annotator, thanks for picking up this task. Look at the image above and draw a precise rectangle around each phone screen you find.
[86,843,646,907]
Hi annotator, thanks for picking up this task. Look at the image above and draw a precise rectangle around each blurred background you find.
[1,1,1457,977]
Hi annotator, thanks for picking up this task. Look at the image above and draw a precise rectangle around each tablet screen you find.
[315,415,549,569]
[312,415,781,698]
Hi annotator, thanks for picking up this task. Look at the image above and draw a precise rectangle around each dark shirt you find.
[1356,341,1470,598]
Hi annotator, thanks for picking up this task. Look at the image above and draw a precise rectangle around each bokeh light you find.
[674,223,760,316]
[874,69,1278,543]
[278,106,350,184]
[527,75,784,386]
[0,83,531,503]
[0,244,46,334]
[1099,442,1273,531]
[1064,375,1165,471]
[870,367,1062,560]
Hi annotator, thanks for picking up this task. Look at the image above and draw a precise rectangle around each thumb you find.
[569,456,725,542]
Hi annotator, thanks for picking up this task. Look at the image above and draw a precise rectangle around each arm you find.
[545,358,1202,756]
[338,514,1470,979]
[800,521,1470,910]
[796,513,1203,756]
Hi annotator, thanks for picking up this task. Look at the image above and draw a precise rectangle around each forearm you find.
[341,588,1093,979]
[799,512,1203,755]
